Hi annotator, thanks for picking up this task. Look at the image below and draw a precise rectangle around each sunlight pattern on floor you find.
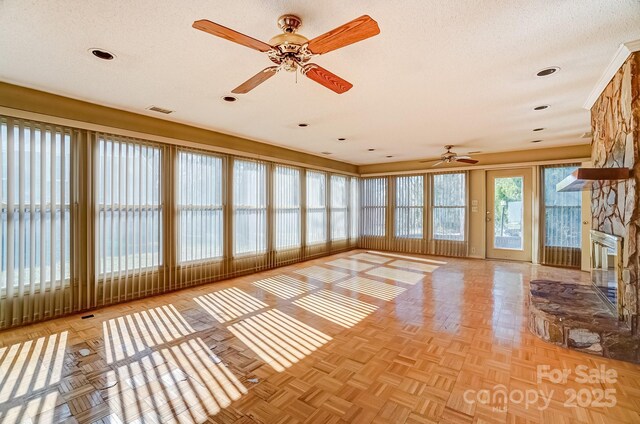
[103,304,195,363]
[389,259,440,273]
[0,331,67,404]
[293,266,349,283]
[228,309,332,372]
[293,290,378,328]
[103,337,247,423]
[252,275,318,299]
[349,252,391,264]
[336,276,407,301]
[366,250,448,264]
[194,287,267,323]
[0,390,62,424]
[366,266,425,285]
[324,258,376,272]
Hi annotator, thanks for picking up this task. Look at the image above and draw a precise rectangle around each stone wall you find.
[591,52,640,332]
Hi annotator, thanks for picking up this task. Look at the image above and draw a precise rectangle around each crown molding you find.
[583,39,640,110]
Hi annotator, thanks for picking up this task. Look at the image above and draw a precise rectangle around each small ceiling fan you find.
[424,146,479,167]
[192,14,380,94]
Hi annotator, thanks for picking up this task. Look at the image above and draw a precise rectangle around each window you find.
[306,171,327,244]
[432,173,466,241]
[543,165,581,248]
[1,118,71,289]
[349,177,359,240]
[274,165,301,249]
[177,151,223,262]
[97,135,163,275]
[395,175,424,238]
[330,175,348,240]
[362,178,386,236]
[233,159,267,255]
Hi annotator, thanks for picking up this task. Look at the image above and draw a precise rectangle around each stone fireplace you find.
[591,50,640,334]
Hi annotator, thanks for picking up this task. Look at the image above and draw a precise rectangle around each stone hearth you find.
[529,280,639,363]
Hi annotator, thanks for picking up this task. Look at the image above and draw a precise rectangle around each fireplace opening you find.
[590,230,623,319]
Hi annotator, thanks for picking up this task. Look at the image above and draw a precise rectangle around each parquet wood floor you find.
[1,250,639,424]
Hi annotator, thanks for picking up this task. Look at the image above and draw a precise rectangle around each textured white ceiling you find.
[1,1,639,165]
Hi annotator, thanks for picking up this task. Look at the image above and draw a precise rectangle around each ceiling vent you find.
[147,106,173,114]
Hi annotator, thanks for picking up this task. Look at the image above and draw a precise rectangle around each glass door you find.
[486,169,532,261]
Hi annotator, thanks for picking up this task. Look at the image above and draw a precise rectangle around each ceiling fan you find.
[192,14,380,94]
[424,145,479,167]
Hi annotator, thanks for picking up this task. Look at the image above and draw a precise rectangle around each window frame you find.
[273,164,301,250]
[176,149,224,264]
[361,177,387,237]
[330,174,348,241]
[394,175,424,239]
[306,170,327,245]
[232,158,267,256]
[431,172,467,242]
[96,135,164,278]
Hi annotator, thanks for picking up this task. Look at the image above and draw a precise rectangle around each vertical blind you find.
[362,177,387,236]
[0,114,358,330]
[350,177,359,240]
[306,171,327,244]
[1,117,73,327]
[97,135,163,277]
[541,164,581,267]
[432,172,466,241]
[330,175,348,240]
[274,165,301,250]
[233,159,267,255]
[395,175,424,238]
[177,150,223,262]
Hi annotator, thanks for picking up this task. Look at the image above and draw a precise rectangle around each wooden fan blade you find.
[232,67,278,94]
[456,158,479,164]
[431,161,444,167]
[193,19,272,52]
[456,155,472,160]
[303,64,353,94]
[307,15,380,55]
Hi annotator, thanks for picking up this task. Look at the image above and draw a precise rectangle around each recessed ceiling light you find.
[222,96,237,102]
[298,123,309,127]
[368,148,375,152]
[531,140,543,143]
[337,138,346,141]
[321,151,332,155]
[89,48,115,60]
[386,155,393,158]
[536,67,560,77]
[533,128,545,131]
[534,105,549,110]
